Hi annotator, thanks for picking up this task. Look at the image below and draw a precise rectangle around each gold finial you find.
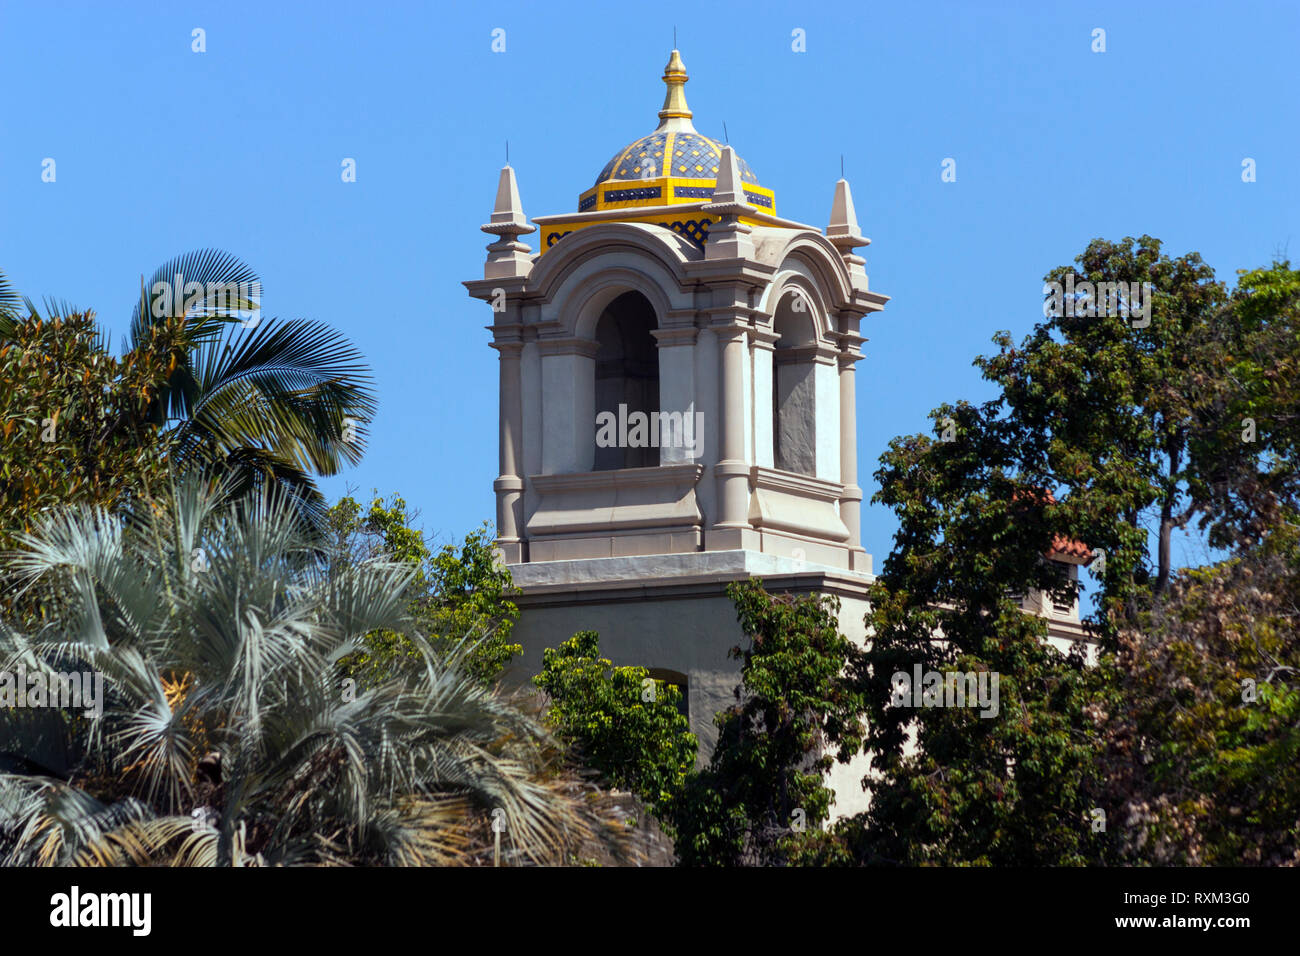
[658,49,692,121]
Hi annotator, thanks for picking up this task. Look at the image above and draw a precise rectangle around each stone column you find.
[838,354,860,545]
[838,336,866,565]
[750,327,778,468]
[491,336,525,562]
[714,325,751,529]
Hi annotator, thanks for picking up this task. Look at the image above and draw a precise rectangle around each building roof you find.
[594,130,759,187]
[1013,489,1094,564]
[1048,533,1093,563]
[576,50,775,216]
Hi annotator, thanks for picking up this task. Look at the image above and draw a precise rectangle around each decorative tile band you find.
[603,186,662,203]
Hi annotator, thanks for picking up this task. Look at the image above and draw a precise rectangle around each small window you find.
[1047,561,1075,615]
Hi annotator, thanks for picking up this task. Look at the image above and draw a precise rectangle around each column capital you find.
[488,322,525,345]
[838,350,866,369]
[711,323,751,345]
[538,335,600,358]
[651,326,698,347]
[463,276,529,302]
[490,339,525,357]
[774,343,842,367]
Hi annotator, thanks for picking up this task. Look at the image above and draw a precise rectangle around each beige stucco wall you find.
[504,591,745,761]
[501,554,877,820]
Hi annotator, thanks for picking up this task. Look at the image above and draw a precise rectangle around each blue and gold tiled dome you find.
[576,50,776,216]
[594,132,760,186]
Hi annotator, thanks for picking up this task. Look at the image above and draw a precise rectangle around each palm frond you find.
[180,317,376,474]
[0,268,22,338]
[129,248,261,348]
[0,479,646,867]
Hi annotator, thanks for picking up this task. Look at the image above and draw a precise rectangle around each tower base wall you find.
[504,549,875,818]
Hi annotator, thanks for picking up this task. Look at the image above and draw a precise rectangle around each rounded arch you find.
[570,268,675,342]
[758,232,856,318]
[762,261,843,480]
[771,286,819,346]
[761,270,832,345]
[593,289,660,470]
[529,223,696,338]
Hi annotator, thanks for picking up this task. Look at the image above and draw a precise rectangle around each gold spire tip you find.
[659,49,692,120]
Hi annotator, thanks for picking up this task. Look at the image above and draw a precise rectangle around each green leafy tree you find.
[668,580,866,866]
[847,239,1299,865]
[1198,261,1300,546]
[127,250,376,535]
[1099,524,1300,865]
[327,495,522,687]
[534,631,696,814]
[0,308,170,553]
[980,235,1231,605]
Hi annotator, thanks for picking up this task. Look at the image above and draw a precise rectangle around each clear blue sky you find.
[2,0,1296,573]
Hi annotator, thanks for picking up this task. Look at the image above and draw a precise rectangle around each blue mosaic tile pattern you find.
[594,131,759,185]
[658,218,711,247]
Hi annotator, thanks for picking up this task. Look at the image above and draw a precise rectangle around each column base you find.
[705,526,761,552]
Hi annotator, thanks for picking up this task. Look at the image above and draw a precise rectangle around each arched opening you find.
[771,290,819,477]
[593,291,660,470]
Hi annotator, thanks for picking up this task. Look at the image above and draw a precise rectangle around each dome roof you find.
[575,49,775,216]
[595,130,760,187]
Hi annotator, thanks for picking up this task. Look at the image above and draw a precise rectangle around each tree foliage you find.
[534,630,696,815]
[0,253,376,546]
[0,309,171,554]
[840,240,1300,865]
[667,580,866,866]
[327,496,521,687]
[0,477,636,867]
[1099,524,1300,864]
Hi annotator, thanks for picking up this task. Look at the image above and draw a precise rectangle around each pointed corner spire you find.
[827,178,864,241]
[657,49,694,128]
[702,146,757,260]
[710,146,747,206]
[482,165,535,280]
[488,164,533,231]
[826,177,870,284]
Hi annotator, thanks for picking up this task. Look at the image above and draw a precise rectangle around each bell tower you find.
[465,51,888,774]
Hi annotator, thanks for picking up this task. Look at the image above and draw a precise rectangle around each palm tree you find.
[1,251,376,536]
[0,476,635,866]
[0,269,20,330]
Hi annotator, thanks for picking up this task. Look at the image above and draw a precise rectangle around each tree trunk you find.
[1155,439,1185,597]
